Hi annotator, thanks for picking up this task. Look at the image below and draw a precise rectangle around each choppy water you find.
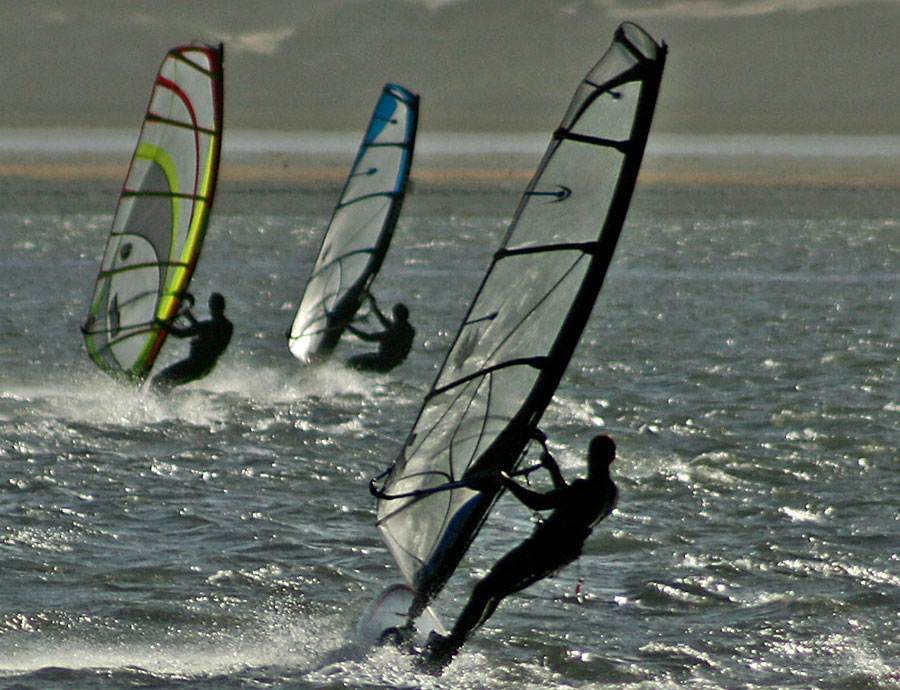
[0,163,897,689]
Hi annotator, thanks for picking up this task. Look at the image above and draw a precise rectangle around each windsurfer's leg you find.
[149,358,199,391]
[446,542,539,641]
[418,565,522,673]
[418,566,535,673]
[347,352,389,372]
[420,537,577,672]
[450,535,580,641]
[448,579,504,641]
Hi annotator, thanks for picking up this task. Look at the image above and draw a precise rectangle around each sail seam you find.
[309,247,377,276]
[426,357,550,401]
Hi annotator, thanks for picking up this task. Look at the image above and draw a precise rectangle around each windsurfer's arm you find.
[347,323,383,342]
[501,472,562,512]
[532,429,567,490]
[164,292,199,334]
[540,449,568,490]
[366,293,392,329]
[165,324,194,338]
[160,311,199,338]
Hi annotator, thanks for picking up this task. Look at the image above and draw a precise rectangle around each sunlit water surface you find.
[0,162,897,689]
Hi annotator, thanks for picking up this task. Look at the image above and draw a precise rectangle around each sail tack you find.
[288,84,419,363]
[82,44,224,381]
[372,23,667,603]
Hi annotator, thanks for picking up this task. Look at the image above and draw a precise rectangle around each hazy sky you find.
[2,0,897,134]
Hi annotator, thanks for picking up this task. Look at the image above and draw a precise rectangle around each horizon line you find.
[0,128,899,158]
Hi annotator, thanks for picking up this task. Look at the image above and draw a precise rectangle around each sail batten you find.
[144,114,218,135]
[82,43,224,382]
[334,189,405,208]
[288,84,419,363]
[556,130,631,151]
[495,241,605,258]
[426,356,551,400]
[372,22,666,607]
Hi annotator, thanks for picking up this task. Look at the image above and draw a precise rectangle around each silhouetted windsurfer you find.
[150,292,232,392]
[418,432,619,673]
[346,294,414,372]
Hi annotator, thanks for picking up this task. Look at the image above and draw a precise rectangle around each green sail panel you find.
[288,84,419,363]
[82,44,224,382]
[372,23,667,604]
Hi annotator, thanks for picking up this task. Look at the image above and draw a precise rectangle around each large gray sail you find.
[371,23,667,607]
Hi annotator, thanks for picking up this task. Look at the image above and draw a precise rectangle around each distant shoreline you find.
[0,130,897,187]
[2,128,898,156]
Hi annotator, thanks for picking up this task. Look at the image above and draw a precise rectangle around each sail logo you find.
[453,312,498,370]
[108,294,121,337]
[454,330,479,370]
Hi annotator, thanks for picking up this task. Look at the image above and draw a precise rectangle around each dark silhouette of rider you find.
[419,432,619,673]
[150,292,233,392]
[346,294,414,372]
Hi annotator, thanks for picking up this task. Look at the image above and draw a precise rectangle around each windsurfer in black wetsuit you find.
[418,432,619,673]
[149,292,233,393]
[346,293,414,372]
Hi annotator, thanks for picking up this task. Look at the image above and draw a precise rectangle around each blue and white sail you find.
[371,23,667,606]
[288,84,419,363]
